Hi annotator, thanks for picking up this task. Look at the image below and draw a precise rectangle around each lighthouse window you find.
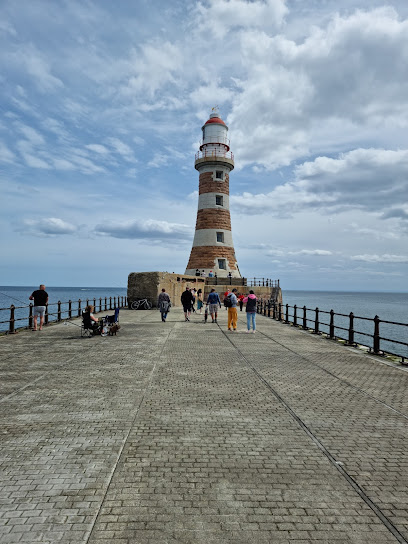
[216,232,224,243]
[218,259,226,270]
[215,195,223,206]
[215,170,223,180]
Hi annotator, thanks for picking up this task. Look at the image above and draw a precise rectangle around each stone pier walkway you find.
[1,307,408,544]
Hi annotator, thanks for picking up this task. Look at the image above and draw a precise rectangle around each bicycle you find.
[131,299,152,310]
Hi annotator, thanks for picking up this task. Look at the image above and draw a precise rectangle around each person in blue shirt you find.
[206,289,221,323]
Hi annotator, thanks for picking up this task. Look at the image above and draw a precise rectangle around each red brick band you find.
[199,172,230,195]
[195,208,231,231]
[186,246,238,271]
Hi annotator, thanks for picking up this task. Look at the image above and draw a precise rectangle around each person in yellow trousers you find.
[227,288,238,331]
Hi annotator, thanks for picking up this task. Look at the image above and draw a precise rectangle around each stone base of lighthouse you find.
[185,246,241,278]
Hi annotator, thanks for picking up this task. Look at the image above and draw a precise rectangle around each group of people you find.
[157,286,257,332]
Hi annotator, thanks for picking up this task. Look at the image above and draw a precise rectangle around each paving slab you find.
[0,306,407,543]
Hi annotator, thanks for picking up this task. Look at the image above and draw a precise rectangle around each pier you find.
[1,307,408,543]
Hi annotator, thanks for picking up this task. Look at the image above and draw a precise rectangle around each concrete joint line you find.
[0,352,80,403]
[84,323,175,544]
[219,322,408,544]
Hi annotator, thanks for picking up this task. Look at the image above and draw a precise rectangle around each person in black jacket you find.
[29,284,48,331]
[181,286,194,321]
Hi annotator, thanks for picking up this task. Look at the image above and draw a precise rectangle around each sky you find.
[1,0,408,291]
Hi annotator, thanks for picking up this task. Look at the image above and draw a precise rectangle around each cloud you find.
[93,219,192,242]
[85,144,110,154]
[266,248,333,257]
[231,148,408,216]
[105,137,137,163]
[16,218,78,237]
[195,0,288,34]
[228,6,408,168]
[0,141,16,163]
[350,254,408,263]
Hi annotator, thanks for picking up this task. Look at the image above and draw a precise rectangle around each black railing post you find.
[285,304,289,323]
[373,315,380,354]
[278,303,282,321]
[104,297,107,311]
[314,307,319,334]
[267,301,271,318]
[68,300,72,319]
[57,301,62,322]
[114,296,117,308]
[9,305,15,334]
[78,299,82,317]
[272,302,276,319]
[99,298,102,312]
[329,310,335,339]
[293,305,297,327]
[348,312,354,345]
[93,298,96,310]
[45,305,49,325]
[302,306,307,329]
[28,304,33,330]
[109,297,112,310]
[262,278,265,286]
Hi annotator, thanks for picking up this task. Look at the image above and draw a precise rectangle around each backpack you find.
[224,294,232,308]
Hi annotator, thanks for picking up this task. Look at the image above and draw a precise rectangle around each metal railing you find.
[195,149,234,161]
[1,296,128,335]
[256,300,408,364]
[205,277,280,287]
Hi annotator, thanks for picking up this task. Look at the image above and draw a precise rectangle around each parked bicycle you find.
[131,299,152,310]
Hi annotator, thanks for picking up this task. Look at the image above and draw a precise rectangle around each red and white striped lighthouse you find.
[185,109,241,278]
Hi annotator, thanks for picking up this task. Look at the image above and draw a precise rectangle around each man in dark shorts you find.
[29,284,48,331]
[181,286,194,322]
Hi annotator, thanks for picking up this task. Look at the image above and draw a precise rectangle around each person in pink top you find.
[243,290,257,333]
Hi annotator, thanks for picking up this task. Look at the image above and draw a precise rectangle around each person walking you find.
[243,290,257,333]
[223,289,230,310]
[29,284,48,331]
[227,288,238,331]
[181,286,194,321]
[157,288,171,322]
[206,288,221,323]
[191,288,197,313]
[196,288,204,314]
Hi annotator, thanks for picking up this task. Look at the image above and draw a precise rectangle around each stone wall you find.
[127,272,206,308]
[128,271,283,308]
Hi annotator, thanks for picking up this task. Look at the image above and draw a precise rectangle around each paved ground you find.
[1,306,408,544]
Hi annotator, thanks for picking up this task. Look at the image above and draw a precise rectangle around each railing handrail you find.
[0,295,128,335]
[257,300,408,363]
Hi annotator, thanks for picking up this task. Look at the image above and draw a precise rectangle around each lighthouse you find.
[185,110,241,278]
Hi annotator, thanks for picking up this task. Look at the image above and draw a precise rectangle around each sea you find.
[0,286,407,358]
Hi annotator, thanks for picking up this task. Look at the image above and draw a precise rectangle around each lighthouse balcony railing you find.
[195,149,234,161]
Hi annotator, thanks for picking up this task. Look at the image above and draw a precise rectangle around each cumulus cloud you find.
[93,219,192,242]
[194,0,288,34]
[231,148,408,216]
[228,6,408,168]
[16,218,78,237]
